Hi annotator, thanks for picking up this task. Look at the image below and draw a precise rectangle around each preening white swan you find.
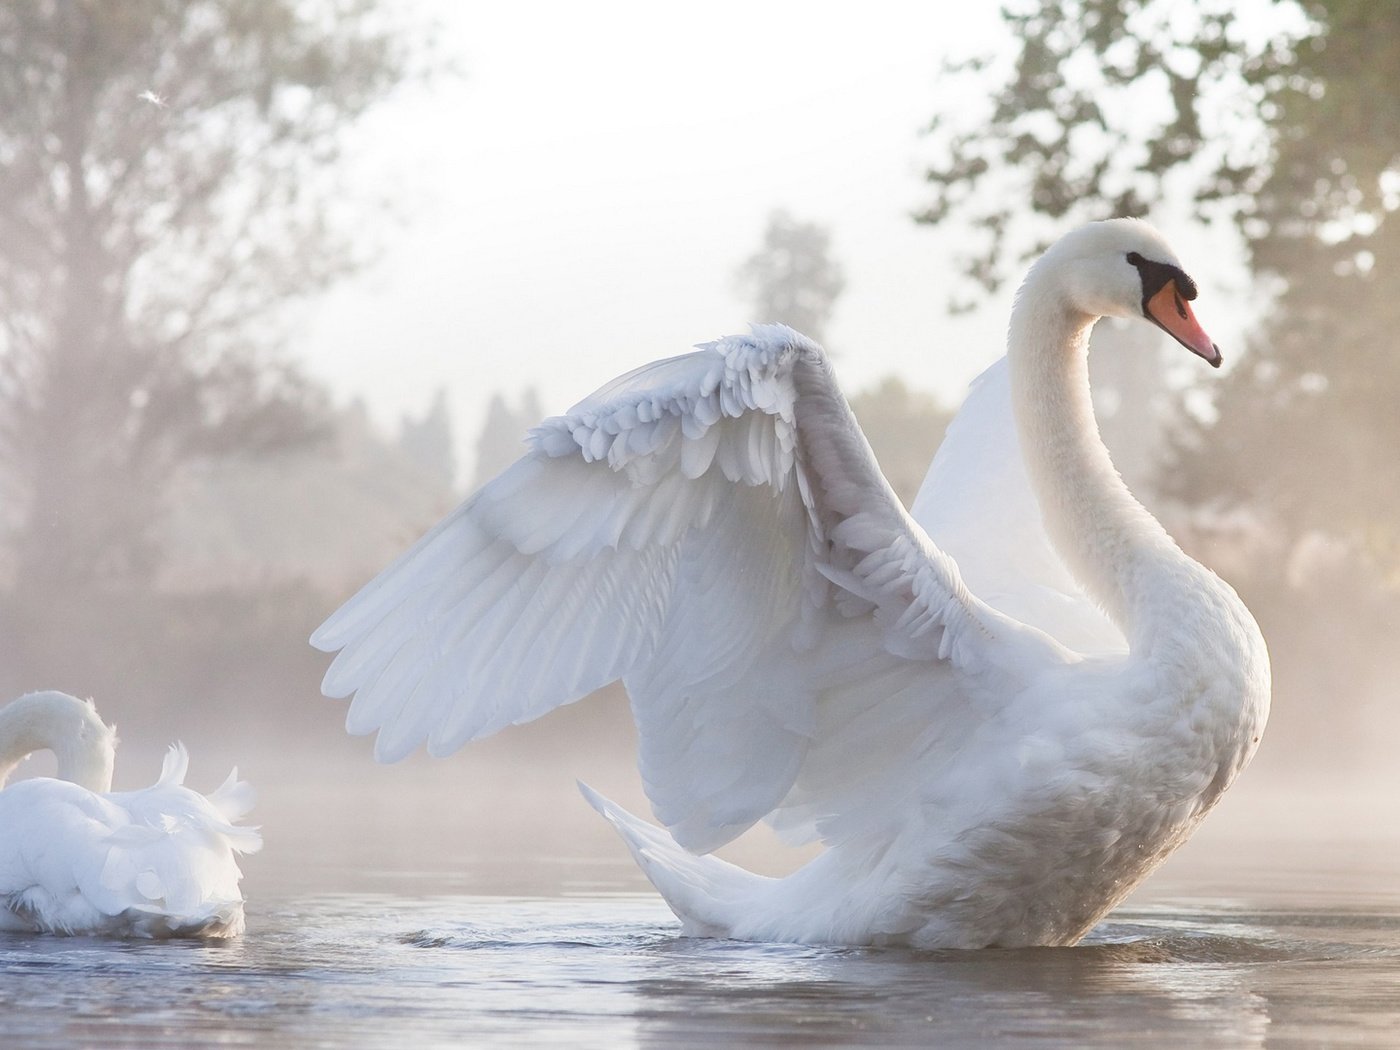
[0,691,261,938]
[313,219,1270,948]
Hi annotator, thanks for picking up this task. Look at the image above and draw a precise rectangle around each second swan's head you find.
[1029,218,1222,368]
[0,690,117,792]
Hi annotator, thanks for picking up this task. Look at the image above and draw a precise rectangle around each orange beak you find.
[1145,283,1222,367]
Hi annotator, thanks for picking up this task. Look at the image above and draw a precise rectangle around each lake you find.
[5,883,1400,1047]
[4,747,1399,1047]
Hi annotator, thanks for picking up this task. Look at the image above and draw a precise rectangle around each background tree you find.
[734,209,846,344]
[734,210,953,507]
[918,0,1400,571]
[848,379,952,507]
[1160,1,1400,571]
[472,389,544,492]
[0,0,427,592]
[399,388,457,491]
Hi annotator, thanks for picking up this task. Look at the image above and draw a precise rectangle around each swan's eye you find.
[1126,252,1198,316]
[1173,275,1198,302]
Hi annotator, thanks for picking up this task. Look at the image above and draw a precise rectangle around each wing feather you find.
[313,325,1065,850]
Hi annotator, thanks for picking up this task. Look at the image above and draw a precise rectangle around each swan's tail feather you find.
[156,743,190,787]
[578,782,768,939]
[207,767,258,828]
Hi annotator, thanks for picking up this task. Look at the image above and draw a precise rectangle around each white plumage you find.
[313,219,1270,948]
[0,691,261,938]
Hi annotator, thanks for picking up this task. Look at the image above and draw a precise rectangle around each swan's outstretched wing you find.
[313,325,1065,853]
[911,357,1125,655]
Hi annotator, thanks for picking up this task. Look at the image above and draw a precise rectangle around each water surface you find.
[6,750,1400,1047]
[5,871,1399,1048]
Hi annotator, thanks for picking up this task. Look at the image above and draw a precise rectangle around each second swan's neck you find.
[0,691,115,792]
[1007,284,1180,643]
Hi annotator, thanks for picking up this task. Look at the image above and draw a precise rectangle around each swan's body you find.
[313,219,1269,948]
[0,691,261,938]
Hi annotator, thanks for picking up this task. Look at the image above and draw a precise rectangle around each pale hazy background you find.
[297,0,1015,468]
[295,1,1258,473]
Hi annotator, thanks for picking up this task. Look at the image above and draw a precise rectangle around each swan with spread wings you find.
[312,219,1269,948]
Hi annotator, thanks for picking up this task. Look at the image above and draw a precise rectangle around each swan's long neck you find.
[1007,276,1180,643]
[0,691,115,792]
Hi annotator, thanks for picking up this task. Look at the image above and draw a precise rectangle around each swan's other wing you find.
[910,356,1125,655]
[313,325,1064,853]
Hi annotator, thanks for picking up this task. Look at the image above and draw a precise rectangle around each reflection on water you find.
[4,885,1400,1048]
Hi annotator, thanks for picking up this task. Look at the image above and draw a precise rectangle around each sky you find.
[293,1,1250,481]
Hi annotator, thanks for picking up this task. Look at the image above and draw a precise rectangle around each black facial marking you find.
[1125,250,1198,319]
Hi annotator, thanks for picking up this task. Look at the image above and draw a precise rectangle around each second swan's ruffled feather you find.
[0,733,261,939]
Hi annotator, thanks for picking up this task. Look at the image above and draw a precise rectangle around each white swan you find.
[312,219,1270,948]
[0,691,261,938]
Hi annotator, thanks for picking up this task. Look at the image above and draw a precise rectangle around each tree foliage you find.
[848,378,952,507]
[919,0,1304,293]
[472,389,543,492]
[920,0,1400,567]
[399,388,457,491]
[0,0,427,589]
[734,211,951,507]
[735,210,846,345]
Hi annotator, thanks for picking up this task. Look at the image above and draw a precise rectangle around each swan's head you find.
[0,690,117,792]
[1031,218,1222,367]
